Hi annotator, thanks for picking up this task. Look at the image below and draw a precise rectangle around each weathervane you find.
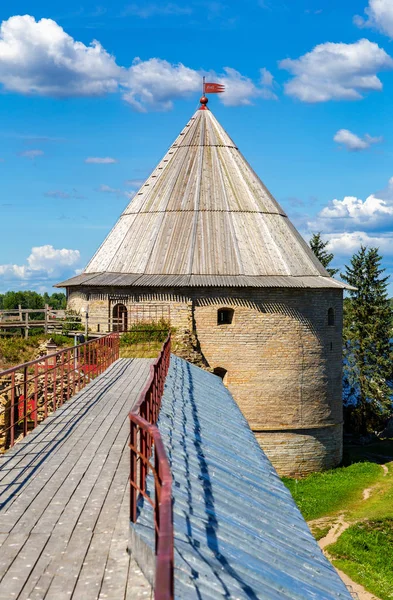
[199,76,225,109]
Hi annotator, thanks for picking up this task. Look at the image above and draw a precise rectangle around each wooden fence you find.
[0,306,85,338]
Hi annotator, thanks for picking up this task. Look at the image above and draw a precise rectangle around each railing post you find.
[33,363,38,428]
[23,365,28,437]
[10,371,15,448]
[44,304,48,334]
[44,358,48,419]
[130,419,137,523]
[140,407,147,494]
[60,352,65,406]
[0,333,118,453]
[53,361,57,412]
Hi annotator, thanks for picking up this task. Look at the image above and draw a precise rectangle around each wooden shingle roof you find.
[57,108,350,289]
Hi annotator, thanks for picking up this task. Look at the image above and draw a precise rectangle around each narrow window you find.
[217,308,234,325]
[328,308,335,327]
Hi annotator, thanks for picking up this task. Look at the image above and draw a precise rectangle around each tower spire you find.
[199,76,208,110]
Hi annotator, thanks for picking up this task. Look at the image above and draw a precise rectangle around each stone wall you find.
[256,424,343,477]
[66,285,344,476]
[67,288,191,333]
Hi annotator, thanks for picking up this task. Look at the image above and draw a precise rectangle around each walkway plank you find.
[0,358,152,600]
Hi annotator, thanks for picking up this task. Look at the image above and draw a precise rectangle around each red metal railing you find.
[0,333,119,450]
[129,332,173,600]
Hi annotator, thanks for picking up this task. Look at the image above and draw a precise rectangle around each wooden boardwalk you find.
[0,358,153,600]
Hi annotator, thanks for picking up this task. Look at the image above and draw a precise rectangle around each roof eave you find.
[55,273,353,290]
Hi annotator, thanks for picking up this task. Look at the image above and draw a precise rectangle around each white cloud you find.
[19,149,44,159]
[309,176,393,232]
[0,14,278,111]
[85,156,118,164]
[324,231,393,255]
[333,128,382,151]
[27,245,80,273]
[215,67,278,106]
[0,15,120,97]
[354,0,393,38]
[123,61,279,110]
[0,245,81,286]
[280,39,393,102]
[123,58,200,111]
[260,67,274,87]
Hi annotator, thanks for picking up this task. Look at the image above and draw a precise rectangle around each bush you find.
[61,309,84,334]
[120,320,170,346]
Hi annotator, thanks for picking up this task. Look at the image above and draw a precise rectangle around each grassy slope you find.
[284,441,393,600]
[330,520,393,600]
[283,462,382,521]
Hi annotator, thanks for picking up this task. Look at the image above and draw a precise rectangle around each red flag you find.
[204,82,225,94]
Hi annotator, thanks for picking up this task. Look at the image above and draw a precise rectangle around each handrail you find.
[0,333,120,450]
[129,332,173,600]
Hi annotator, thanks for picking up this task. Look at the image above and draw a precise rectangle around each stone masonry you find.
[68,286,343,477]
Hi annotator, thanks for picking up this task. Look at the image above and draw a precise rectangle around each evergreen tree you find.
[309,232,339,277]
[342,246,393,434]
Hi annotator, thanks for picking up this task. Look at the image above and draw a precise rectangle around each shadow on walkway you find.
[0,360,131,510]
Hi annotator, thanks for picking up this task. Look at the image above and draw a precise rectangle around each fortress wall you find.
[255,425,343,477]
[192,287,344,476]
[67,288,191,332]
[67,286,344,476]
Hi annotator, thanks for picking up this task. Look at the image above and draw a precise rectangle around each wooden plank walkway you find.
[0,358,153,600]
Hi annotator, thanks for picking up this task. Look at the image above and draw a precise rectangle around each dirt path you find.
[309,463,390,600]
[316,516,379,600]
[362,463,388,500]
[318,515,350,550]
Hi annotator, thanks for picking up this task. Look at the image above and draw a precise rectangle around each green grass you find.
[329,519,393,600]
[283,461,382,521]
[119,320,170,358]
[119,320,170,346]
[120,341,164,359]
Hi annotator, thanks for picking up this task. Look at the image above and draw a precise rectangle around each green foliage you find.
[60,309,83,334]
[309,232,339,277]
[0,334,70,367]
[0,336,41,365]
[329,519,393,600]
[283,462,381,521]
[50,334,73,346]
[43,292,67,310]
[120,320,170,345]
[342,246,393,434]
[0,291,66,313]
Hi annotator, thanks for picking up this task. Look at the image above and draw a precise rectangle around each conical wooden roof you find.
[58,107,349,290]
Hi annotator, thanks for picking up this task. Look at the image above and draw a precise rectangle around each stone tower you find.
[57,99,351,476]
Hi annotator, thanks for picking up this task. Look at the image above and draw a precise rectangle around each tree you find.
[48,293,67,310]
[309,232,339,277]
[341,246,393,434]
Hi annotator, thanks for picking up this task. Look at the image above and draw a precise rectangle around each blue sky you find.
[1,0,393,293]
